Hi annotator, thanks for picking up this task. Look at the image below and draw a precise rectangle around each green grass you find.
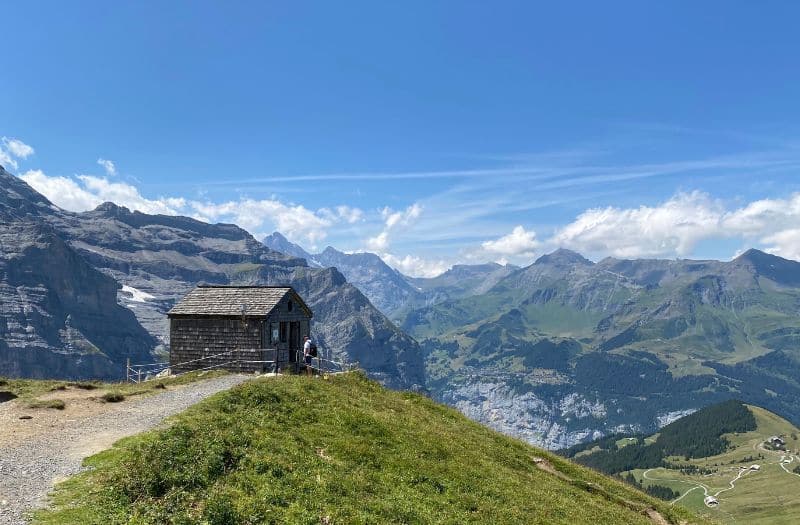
[35,373,704,525]
[100,392,126,403]
[0,370,228,404]
[1,371,227,414]
[26,399,67,410]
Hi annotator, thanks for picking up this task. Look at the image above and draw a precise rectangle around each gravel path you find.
[0,374,251,525]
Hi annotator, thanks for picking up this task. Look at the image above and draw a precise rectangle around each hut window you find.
[288,300,293,312]
[271,324,279,344]
[280,321,288,343]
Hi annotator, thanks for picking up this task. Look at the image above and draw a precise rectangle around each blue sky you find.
[3,1,800,275]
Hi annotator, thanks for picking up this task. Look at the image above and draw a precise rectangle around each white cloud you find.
[20,170,186,215]
[548,191,800,261]
[366,231,389,252]
[20,170,100,211]
[0,137,35,170]
[79,175,185,214]
[366,203,423,253]
[551,191,724,258]
[721,193,800,237]
[192,198,332,248]
[16,169,359,247]
[336,205,364,224]
[0,150,17,170]
[382,203,422,229]
[762,229,800,261]
[379,252,449,278]
[3,138,34,159]
[317,205,364,225]
[481,225,539,256]
[97,158,117,176]
[721,193,800,261]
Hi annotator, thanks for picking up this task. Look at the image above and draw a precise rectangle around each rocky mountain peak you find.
[534,248,593,267]
[262,231,317,263]
[321,246,343,256]
[0,166,57,218]
[731,248,800,286]
[92,201,128,215]
[734,248,773,264]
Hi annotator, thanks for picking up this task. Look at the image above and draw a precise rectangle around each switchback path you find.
[0,374,251,525]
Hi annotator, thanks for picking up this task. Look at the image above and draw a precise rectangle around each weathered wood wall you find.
[170,317,265,374]
[168,291,313,374]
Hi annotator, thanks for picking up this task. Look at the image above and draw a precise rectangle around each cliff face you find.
[0,169,156,378]
[0,168,425,389]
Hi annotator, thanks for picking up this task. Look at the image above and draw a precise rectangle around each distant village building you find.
[704,496,719,507]
[749,464,760,471]
[769,436,786,448]
[167,286,312,374]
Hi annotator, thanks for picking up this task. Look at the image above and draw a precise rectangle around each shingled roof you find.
[167,285,311,317]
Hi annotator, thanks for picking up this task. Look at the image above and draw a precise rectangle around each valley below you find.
[560,402,800,524]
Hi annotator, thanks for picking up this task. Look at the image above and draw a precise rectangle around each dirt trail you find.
[0,374,250,525]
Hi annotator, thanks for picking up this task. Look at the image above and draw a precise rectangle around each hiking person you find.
[303,335,314,376]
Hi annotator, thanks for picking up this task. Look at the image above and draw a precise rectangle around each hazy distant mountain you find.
[408,247,800,448]
[262,231,321,266]
[0,167,425,389]
[264,231,520,319]
[313,246,425,317]
[406,262,519,304]
[264,233,425,317]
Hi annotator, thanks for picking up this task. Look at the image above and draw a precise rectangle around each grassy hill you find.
[560,401,800,524]
[35,373,704,525]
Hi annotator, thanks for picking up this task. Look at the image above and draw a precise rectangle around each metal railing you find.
[126,348,355,382]
[307,356,358,375]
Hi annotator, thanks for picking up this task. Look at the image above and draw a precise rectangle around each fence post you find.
[126,358,130,383]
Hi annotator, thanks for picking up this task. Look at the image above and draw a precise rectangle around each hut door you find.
[289,322,300,354]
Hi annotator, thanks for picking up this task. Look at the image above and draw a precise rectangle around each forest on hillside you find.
[559,400,756,474]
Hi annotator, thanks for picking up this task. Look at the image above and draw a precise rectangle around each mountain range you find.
[0,166,424,389]
[6,162,800,453]
[263,232,517,318]
[268,232,800,450]
[402,247,800,448]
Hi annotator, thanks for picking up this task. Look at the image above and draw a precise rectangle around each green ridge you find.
[561,401,800,524]
[35,373,704,525]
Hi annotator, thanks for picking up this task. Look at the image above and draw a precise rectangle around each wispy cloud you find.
[11,134,800,278]
[190,149,796,189]
[97,158,117,176]
[19,168,364,249]
[366,203,422,252]
[0,137,35,170]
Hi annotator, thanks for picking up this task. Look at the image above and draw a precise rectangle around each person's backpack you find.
[309,342,318,358]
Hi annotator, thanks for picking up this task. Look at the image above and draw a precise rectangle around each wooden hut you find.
[167,285,313,374]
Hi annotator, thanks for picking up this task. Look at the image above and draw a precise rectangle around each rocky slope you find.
[411,248,800,449]
[0,168,425,389]
[262,231,321,266]
[0,168,155,379]
[312,246,425,317]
